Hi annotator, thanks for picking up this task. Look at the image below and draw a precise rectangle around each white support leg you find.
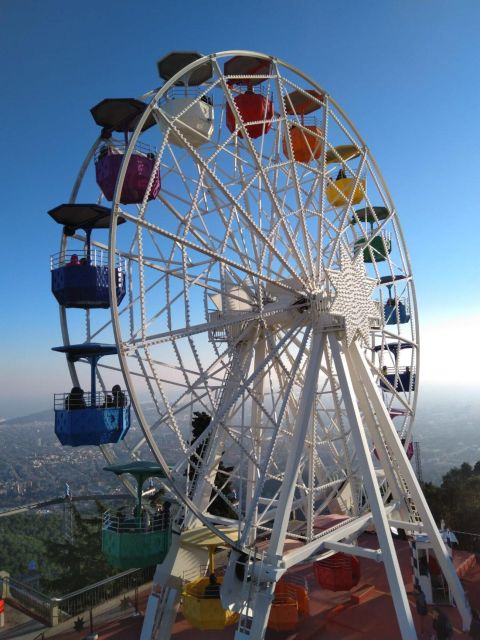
[246,330,325,640]
[246,335,266,545]
[306,409,316,541]
[185,339,254,528]
[346,352,406,511]
[329,334,417,640]
[141,587,180,640]
[350,340,472,630]
[268,330,325,556]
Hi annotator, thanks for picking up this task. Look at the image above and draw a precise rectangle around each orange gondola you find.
[314,553,360,591]
[282,88,323,163]
[268,578,310,632]
[283,125,322,162]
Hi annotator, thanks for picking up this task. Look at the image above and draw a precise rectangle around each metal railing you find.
[380,365,416,376]
[54,390,129,411]
[50,249,125,271]
[103,510,170,534]
[53,566,155,621]
[95,138,156,161]
[7,577,53,625]
[159,86,214,103]
[0,567,154,626]
[356,229,392,242]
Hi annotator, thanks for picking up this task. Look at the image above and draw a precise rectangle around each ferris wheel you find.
[49,51,471,640]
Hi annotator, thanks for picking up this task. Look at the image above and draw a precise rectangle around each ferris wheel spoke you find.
[124,301,295,352]
[325,153,369,271]
[201,174,259,280]
[233,164,266,276]
[260,331,326,555]
[180,254,219,411]
[184,342,258,525]
[315,346,356,491]
[240,326,311,543]
[154,191,223,259]
[116,209,300,294]
[79,252,195,344]
[264,207,310,281]
[179,321,305,479]
[186,325,303,511]
[213,61,311,283]
[130,350,232,456]
[300,172,322,211]
[326,101,363,149]
[274,65,315,282]
[190,121,310,289]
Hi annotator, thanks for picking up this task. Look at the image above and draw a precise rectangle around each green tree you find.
[422,460,480,552]
[0,512,62,580]
[42,502,117,594]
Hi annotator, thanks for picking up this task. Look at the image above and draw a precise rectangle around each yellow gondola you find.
[325,144,361,164]
[181,527,239,630]
[326,177,365,207]
[182,575,238,630]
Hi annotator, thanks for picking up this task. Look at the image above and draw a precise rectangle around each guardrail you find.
[1,566,154,626]
[50,249,125,270]
[54,566,155,622]
[7,577,52,625]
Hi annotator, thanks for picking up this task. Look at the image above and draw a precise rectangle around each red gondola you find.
[226,90,274,139]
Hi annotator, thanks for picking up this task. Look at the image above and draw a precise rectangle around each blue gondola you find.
[54,404,130,446]
[381,279,411,326]
[379,275,408,285]
[380,367,416,392]
[384,298,411,325]
[48,204,126,309]
[52,344,130,446]
[374,342,412,359]
[380,275,410,324]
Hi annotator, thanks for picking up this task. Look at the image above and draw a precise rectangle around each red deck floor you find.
[49,535,478,640]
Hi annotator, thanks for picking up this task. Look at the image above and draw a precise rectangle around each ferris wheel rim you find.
[109,51,416,532]
[96,50,418,547]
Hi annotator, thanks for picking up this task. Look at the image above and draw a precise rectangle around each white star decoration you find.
[326,246,379,346]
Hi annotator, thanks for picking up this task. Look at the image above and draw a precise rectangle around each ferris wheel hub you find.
[326,246,380,345]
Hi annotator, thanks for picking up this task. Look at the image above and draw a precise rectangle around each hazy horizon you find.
[2,380,479,423]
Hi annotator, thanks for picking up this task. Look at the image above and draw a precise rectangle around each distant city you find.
[0,383,478,509]
[413,384,480,484]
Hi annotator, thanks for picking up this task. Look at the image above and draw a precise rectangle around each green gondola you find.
[102,461,172,569]
[354,234,392,263]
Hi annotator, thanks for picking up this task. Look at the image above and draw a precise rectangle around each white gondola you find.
[158,94,214,148]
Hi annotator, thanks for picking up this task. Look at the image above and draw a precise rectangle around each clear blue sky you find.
[1,0,479,418]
